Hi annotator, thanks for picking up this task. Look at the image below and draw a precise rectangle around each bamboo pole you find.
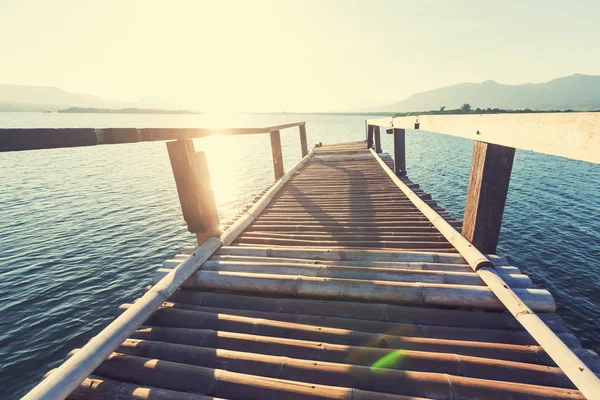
[200,256,522,274]
[370,148,600,397]
[299,124,308,157]
[151,269,554,311]
[67,375,220,400]
[168,290,568,332]
[23,149,315,400]
[160,260,532,288]
[215,245,508,264]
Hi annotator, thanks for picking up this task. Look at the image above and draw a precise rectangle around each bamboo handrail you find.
[370,148,600,398]
[21,150,315,400]
[0,122,306,152]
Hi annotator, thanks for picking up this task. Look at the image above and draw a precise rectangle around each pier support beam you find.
[270,130,284,180]
[366,124,374,149]
[299,124,308,157]
[393,128,406,176]
[374,126,382,153]
[462,141,515,254]
[166,139,221,245]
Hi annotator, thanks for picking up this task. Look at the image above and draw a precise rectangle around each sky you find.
[1,0,600,112]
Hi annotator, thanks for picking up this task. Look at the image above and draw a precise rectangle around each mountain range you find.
[365,74,600,113]
[2,74,600,113]
[0,84,179,112]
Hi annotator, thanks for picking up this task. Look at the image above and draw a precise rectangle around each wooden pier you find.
[11,115,600,399]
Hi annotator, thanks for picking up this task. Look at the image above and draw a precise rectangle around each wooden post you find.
[462,141,515,254]
[374,126,382,153]
[366,124,374,149]
[299,124,308,157]
[393,128,406,176]
[166,139,221,245]
[270,130,284,180]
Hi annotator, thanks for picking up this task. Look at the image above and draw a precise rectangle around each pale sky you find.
[1,0,599,112]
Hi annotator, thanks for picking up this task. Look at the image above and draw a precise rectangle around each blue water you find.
[0,113,598,398]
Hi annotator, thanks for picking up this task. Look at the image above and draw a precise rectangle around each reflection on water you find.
[0,112,598,398]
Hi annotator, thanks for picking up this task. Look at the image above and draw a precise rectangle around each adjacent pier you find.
[8,115,600,399]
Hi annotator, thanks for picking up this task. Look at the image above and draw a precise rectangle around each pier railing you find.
[366,112,600,254]
[0,122,308,245]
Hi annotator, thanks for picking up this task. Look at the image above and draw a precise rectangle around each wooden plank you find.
[194,152,221,244]
[0,122,306,152]
[140,122,307,140]
[0,128,97,152]
[366,124,374,149]
[462,141,515,254]
[270,130,284,180]
[390,113,600,164]
[374,126,382,153]
[166,139,220,237]
[393,128,406,176]
[366,117,393,127]
[102,128,139,144]
[299,124,308,157]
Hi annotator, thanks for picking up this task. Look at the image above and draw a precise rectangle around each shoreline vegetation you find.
[268,105,600,117]
[390,103,599,117]
[57,107,199,114]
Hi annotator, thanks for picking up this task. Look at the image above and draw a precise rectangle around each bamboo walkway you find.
[56,142,599,399]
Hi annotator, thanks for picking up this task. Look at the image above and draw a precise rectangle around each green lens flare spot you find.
[370,350,405,370]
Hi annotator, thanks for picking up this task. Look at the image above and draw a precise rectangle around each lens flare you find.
[370,350,405,370]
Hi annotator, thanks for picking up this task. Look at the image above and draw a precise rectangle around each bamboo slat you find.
[67,375,221,400]
[152,269,554,311]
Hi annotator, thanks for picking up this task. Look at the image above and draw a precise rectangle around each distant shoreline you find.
[57,107,200,115]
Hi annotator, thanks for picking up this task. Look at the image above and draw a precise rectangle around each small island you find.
[57,107,199,114]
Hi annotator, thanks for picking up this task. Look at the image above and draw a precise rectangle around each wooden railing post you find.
[166,139,221,245]
[393,128,406,176]
[366,124,374,149]
[299,124,308,157]
[462,141,515,254]
[374,126,382,153]
[270,130,284,180]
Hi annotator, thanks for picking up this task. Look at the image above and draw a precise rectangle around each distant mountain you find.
[365,74,600,113]
[0,84,188,112]
[0,84,122,111]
